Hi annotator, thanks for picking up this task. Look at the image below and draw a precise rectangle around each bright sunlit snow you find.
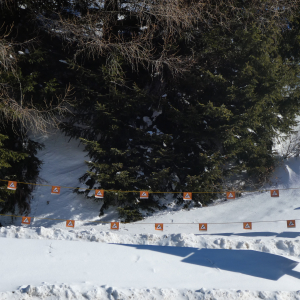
[1,126,300,299]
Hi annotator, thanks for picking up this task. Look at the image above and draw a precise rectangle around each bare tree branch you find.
[0,83,74,134]
[0,27,74,134]
[35,0,298,76]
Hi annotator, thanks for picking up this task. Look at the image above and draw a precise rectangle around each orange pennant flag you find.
[21,216,31,225]
[183,192,192,200]
[51,186,61,195]
[243,222,252,230]
[95,189,104,198]
[7,181,17,190]
[140,191,149,199]
[111,222,119,230]
[287,220,296,228]
[199,223,207,231]
[270,189,279,197]
[66,220,75,228]
[226,191,236,199]
[155,223,163,231]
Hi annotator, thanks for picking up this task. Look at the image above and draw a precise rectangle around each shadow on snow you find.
[196,231,300,238]
[120,244,300,281]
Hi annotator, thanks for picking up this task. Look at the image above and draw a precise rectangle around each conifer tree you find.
[0,0,71,216]
[1,0,300,221]
[172,23,300,186]
[65,7,300,220]
[0,128,43,215]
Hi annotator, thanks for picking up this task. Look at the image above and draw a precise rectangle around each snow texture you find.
[2,285,300,300]
[1,124,300,298]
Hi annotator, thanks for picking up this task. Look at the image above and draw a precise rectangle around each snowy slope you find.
[1,130,300,299]
[27,132,102,228]
[4,131,300,236]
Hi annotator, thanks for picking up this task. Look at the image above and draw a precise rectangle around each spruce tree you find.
[0,0,69,217]
[0,127,43,216]
[67,14,300,220]
[1,0,299,222]
[174,23,300,184]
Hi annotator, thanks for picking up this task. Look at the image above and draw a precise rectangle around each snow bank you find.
[1,225,300,258]
[1,284,300,300]
[1,126,300,298]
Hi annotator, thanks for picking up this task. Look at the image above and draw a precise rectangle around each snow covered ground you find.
[0,236,300,299]
[1,131,300,299]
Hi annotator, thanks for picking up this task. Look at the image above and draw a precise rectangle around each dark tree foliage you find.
[0,0,69,215]
[63,23,300,221]
[0,127,43,215]
[1,0,300,221]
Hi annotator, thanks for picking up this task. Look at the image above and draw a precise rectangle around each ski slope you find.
[1,131,300,299]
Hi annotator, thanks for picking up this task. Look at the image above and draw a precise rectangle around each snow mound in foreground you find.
[1,284,300,300]
[2,225,300,258]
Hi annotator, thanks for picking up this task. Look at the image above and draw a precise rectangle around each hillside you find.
[1,2,300,299]
[0,128,300,299]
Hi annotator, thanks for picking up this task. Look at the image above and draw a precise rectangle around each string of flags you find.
[20,216,77,228]
[5,180,281,200]
[3,180,296,233]
[10,215,297,231]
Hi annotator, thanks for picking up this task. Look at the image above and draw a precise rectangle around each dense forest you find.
[1,0,300,221]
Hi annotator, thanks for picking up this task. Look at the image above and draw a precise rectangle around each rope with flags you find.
[2,179,282,200]
[1,178,292,231]
[0,213,297,231]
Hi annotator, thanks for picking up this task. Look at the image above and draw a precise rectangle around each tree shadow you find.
[276,232,300,238]
[197,232,277,237]
[121,244,300,281]
[233,232,277,237]
[196,232,300,238]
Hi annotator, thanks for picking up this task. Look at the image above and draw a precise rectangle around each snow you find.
[0,237,300,296]
[247,128,256,134]
[2,287,300,300]
[273,119,300,158]
[2,225,300,258]
[153,125,163,135]
[1,127,300,298]
[143,116,152,126]
[151,110,162,120]
[16,132,102,228]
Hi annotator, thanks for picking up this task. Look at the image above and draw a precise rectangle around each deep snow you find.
[1,131,300,299]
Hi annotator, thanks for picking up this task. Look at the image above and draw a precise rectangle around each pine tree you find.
[0,1,69,217]
[0,128,43,216]
[69,14,300,220]
[173,23,300,186]
[0,134,27,212]
[2,0,299,222]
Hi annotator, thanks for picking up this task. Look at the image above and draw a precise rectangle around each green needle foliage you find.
[0,129,43,216]
[1,0,300,222]
[69,16,300,221]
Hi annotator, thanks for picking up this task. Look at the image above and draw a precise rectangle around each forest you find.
[1,0,300,221]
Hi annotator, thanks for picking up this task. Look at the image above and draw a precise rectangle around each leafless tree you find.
[36,0,299,77]
[0,82,74,134]
[0,26,73,134]
[1,0,298,132]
